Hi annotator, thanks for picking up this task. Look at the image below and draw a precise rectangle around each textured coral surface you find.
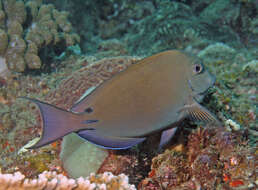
[0,171,136,190]
[0,0,79,72]
[0,0,257,189]
[139,126,256,190]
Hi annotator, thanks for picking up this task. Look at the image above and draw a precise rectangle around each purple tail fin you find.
[22,97,83,148]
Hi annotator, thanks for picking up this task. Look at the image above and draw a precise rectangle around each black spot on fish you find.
[84,107,93,113]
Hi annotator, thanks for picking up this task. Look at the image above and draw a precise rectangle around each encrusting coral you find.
[0,0,80,72]
[0,171,136,190]
[138,126,257,190]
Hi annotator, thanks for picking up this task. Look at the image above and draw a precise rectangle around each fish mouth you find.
[210,74,216,87]
[200,74,216,95]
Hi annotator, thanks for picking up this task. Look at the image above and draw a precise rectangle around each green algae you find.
[22,152,54,173]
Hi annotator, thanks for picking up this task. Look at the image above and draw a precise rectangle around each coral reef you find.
[0,0,257,188]
[48,0,258,55]
[0,50,257,186]
[0,171,136,190]
[243,59,258,72]
[124,0,245,56]
[45,0,155,53]
[194,41,257,146]
[0,56,141,178]
[0,0,79,72]
[197,42,236,62]
[96,39,128,58]
[139,126,256,190]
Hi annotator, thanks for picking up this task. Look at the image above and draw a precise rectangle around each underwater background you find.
[0,0,257,189]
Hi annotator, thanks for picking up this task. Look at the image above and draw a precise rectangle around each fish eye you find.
[193,63,203,74]
[84,107,93,113]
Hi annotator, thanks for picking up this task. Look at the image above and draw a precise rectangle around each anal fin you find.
[159,127,178,150]
[77,130,146,150]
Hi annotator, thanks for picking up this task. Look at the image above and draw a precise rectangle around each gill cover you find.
[188,62,216,95]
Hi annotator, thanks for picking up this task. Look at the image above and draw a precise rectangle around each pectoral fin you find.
[179,100,220,124]
[77,130,146,149]
[159,127,178,149]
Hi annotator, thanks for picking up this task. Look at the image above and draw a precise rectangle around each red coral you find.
[140,125,256,190]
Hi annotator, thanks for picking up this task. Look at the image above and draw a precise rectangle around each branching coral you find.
[0,171,136,190]
[0,0,80,72]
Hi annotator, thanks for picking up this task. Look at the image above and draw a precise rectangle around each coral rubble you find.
[0,0,79,72]
[0,171,136,190]
[139,126,256,190]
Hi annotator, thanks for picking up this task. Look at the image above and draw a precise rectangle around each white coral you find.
[0,171,136,190]
[225,119,241,131]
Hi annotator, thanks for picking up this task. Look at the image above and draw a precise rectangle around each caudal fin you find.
[21,97,85,149]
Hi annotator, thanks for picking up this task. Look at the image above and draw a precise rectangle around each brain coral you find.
[0,0,80,72]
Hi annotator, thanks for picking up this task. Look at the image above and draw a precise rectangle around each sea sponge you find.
[0,0,80,72]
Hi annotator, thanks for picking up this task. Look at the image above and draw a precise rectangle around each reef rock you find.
[139,126,256,190]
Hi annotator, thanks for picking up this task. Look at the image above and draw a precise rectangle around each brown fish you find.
[23,50,218,149]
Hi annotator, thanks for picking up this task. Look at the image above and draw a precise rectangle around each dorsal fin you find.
[70,86,97,112]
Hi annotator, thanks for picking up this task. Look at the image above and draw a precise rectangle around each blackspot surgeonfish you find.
[22,50,219,150]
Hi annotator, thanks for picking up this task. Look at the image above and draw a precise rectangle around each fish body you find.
[23,50,218,149]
